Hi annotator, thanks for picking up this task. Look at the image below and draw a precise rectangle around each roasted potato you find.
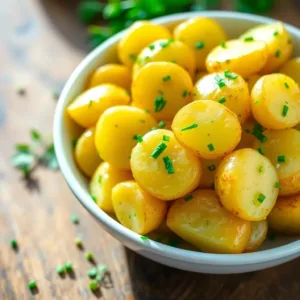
[245,220,268,252]
[280,57,300,86]
[172,100,241,159]
[130,129,202,200]
[215,148,279,221]
[167,189,251,254]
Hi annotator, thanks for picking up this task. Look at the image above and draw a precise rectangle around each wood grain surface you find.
[0,0,300,299]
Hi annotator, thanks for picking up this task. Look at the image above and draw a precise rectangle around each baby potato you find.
[131,62,193,120]
[198,158,221,189]
[251,74,300,130]
[67,84,130,128]
[74,127,102,177]
[172,100,241,159]
[118,21,171,67]
[90,162,133,213]
[112,181,167,235]
[167,189,251,254]
[95,106,157,170]
[132,39,196,79]
[130,129,202,201]
[193,71,251,123]
[173,17,227,71]
[253,129,300,196]
[215,148,279,221]
[280,57,300,86]
[236,118,257,149]
[87,64,131,90]
[206,39,268,77]
[245,220,268,252]
[240,22,292,74]
[245,74,261,91]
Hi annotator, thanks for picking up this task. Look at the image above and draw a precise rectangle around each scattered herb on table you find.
[10,239,18,250]
[56,265,65,275]
[140,235,149,241]
[71,213,79,224]
[64,262,73,272]
[28,280,37,290]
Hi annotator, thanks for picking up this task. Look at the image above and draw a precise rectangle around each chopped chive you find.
[220,41,226,48]
[28,280,37,290]
[181,123,198,131]
[282,105,289,117]
[244,36,254,42]
[87,268,98,278]
[75,237,83,248]
[160,39,174,48]
[88,100,93,108]
[151,142,167,159]
[273,31,279,36]
[91,194,97,202]
[211,183,215,190]
[284,82,289,89]
[207,143,215,152]
[154,96,166,112]
[257,193,266,203]
[275,181,280,189]
[133,135,143,143]
[215,75,226,88]
[257,147,264,155]
[85,252,94,262]
[148,44,155,50]
[56,265,65,275]
[224,70,237,79]
[275,50,281,57]
[72,139,78,148]
[163,135,170,142]
[184,195,193,201]
[208,165,216,171]
[254,99,259,104]
[218,96,226,104]
[182,90,189,97]
[158,120,166,128]
[252,124,267,143]
[98,175,102,184]
[129,53,137,61]
[10,239,18,250]
[64,262,73,272]
[258,166,263,173]
[71,213,79,224]
[30,129,41,141]
[140,235,149,241]
[163,156,174,174]
[195,40,205,49]
[277,155,286,163]
[162,75,171,82]
[89,280,99,291]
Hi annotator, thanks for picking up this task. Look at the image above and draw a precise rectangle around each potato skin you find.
[268,194,300,235]
[173,17,227,71]
[245,220,268,252]
[280,57,300,86]
[130,129,202,201]
[251,74,300,130]
[167,189,251,254]
[112,181,167,235]
[253,129,300,196]
[193,72,251,123]
[67,84,130,128]
[74,127,102,177]
[95,106,157,170]
[172,100,241,159]
[90,162,133,213]
[118,21,171,67]
[215,148,279,221]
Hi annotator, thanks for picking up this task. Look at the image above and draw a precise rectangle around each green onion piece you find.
[154,96,166,112]
[208,165,216,171]
[72,139,78,148]
[10,239,18,250]
[184,195,193,202]
[87,268,98,278]
[128,53,137,61]
[148,44,155,50]
[75,237,83,248]
[275,182,280,189]
[258,166,263,173]
[195,41,205,49]
[163,135,170,142]
[244,36,254,42]
[220,41,226,48]
[151,142,167,159]
[252,124,267,143]
[28,280,37,290]
[181,123,198,131]
[207,143,215,152]
[89,280,99,292]
[134,135,143,143]
[282,104,289,117]
[56,265,65,275]
[215,75,226,88]
[158,120,166,128]
[257,147,264,155]
[91,194,97,202]
[284,82,290,89]
[257,193,266,203]
[140,235,149,241]
[163,156,174,174]
[273,31,279,36]
[30,129,41,141]
[162,75,171,82]
[211,183,215,190]
[224,70,238,79]
[277,155,286,163]
[98,175,102,184]
[71,213,79,224]
[218,96,226,104]
[182,90,189,97]
[254,100,259,104]
[160,39,174,48]
[275,50,281,57]
[85,251,94,262]
[65,262,73,272]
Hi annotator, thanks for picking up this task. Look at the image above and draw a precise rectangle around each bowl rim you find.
[54,10,300,266]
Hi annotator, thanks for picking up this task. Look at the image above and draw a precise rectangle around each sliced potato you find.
[253,129,300,196]
[172,100,241,159]
[95,106,157,170]
[90,162,133,213]
[130,129,202,201]
[193,71,251,123]
[173,17,227,70]
[251,74,300,130]
[74,127,102,177]
[67,84,130,128]
[280,57,300,86]
[198,158,221,189]
[132,62,193,120]
[205,39,268,77]
[215,148,279,221]
[268,194,300,235]
[167,189,251,254]
[245,220,268,252]
[112,180,167,234]
[240,22,293,73]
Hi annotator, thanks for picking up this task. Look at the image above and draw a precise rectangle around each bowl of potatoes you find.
[54,11,300,274]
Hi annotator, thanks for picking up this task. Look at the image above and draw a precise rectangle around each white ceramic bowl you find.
[54,11,300,274]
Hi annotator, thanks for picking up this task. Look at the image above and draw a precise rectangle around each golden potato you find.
[193,71,251,123]
[240,22,293,73]
[215,148,279,221]
[251,74,300,130]
[245,74,261,91]
[112,181,167,234]
[206,39,268,77]
[74,127,102,177]
[236,118,257,149]
[118,21,171,67]
[87,64,131,90]
[280,57,300,86]
[90,162,133,213]
[268,194,300,234]
[130,129,202,201]
[198,158,221,189]
[167,189,251,254]
[172,100,241,159]
[132,39,196,79]
[131,62,193,120]
[173,17,227,71]
[95,106,157,170]
[253,129,300,196]
[67,84,130,128]
[245,220,268,252]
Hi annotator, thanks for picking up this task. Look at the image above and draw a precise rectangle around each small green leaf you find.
[77,1,103,24]
[103,2,122,20]
[39,144,59,170]
[30,129,41,141]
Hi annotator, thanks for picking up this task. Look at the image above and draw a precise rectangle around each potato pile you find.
[67,18,300,254]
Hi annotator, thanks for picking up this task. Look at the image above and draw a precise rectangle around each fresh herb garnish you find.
[75,237,83,248]
[163,135,170,142]
[277,155,286,163]
[148,44,155,50]
[129,53,137,61]
[257,193,266,203]
[184,195,193,201]
[87,268,98,278]
[28,280,37,290]
[98,175,102,184]
[65,262,73,272]
[207,143,215,152]
[215,75,226,88]
[140,235,149,241]
[282,104,289,117]
[71,213,79,224]
[224,70,237,79]
[275,181,280,189]
[195,41,205,49]
[254,99,259,104]
[151,142,167,159]
[10,239,18,250]
[218,96,226,104]
[85,251,94,262]
[220,41,226,48]
[163,156,174,174]
[258,165,263,173]
[134,135,143,143]
[244,36,254,42]
[158,120,166,128]
[154,96,166,112]
[284,82,289,89]
[182,90,189,97]
[91,194,97,202]
[208,165,216,171]
[257,147,264,155]
[89,280,99,291]
[252,123,267,143]
[162,75,171,82]
[160,39,174,48]
[56,265,65,275]
[275,50,281,57]
[273,31,279,36]
[181,123,198,131]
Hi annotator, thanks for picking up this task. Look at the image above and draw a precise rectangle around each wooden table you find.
[0,0,300,299]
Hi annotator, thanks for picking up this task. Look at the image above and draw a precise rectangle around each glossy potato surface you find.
[280,57,300,85]
[245,220,268,252]
[167,189,251,254]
